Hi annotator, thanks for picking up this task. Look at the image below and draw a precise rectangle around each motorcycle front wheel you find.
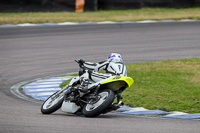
[82,89,115,117]
[41,90,65,114]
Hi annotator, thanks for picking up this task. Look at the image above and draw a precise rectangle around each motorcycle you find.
[41,60,134,117]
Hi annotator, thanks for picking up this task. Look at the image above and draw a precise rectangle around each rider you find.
[77,53,127,93]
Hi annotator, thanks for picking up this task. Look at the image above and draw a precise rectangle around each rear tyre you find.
[41,91,64,114]
[82,89,115,117]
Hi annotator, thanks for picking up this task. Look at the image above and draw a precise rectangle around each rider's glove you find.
[78,59,85,65]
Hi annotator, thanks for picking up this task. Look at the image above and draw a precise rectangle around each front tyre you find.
[82,89,115,117]
[41,90,64,114]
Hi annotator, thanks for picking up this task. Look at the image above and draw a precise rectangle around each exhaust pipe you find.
[102,101,124,114]
[116,101,124,106]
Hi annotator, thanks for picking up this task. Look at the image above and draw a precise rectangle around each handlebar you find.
[75,60,79,64]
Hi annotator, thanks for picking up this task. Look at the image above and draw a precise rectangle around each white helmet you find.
[107,53,123,63]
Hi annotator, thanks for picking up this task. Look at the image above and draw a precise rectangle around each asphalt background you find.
[0,22,200,133]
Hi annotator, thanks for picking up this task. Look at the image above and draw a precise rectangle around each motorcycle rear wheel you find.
[82,89,115,117]
[41,90,64,114]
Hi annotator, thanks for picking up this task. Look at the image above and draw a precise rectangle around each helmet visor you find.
[108,53,123,63]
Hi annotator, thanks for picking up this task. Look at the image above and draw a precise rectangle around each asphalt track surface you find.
[0,22,200,133]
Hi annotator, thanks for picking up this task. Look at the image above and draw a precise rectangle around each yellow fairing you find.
[102,75,134,88]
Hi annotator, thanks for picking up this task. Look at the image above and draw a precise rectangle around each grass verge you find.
[125,58,200,114]
[60,58,200,113]
[0,8,200,24]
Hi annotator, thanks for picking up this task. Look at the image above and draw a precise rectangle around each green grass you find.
[1,8,200,24]
[124,58,200,113]
[60,58,200,113]
[60,79,72,89]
